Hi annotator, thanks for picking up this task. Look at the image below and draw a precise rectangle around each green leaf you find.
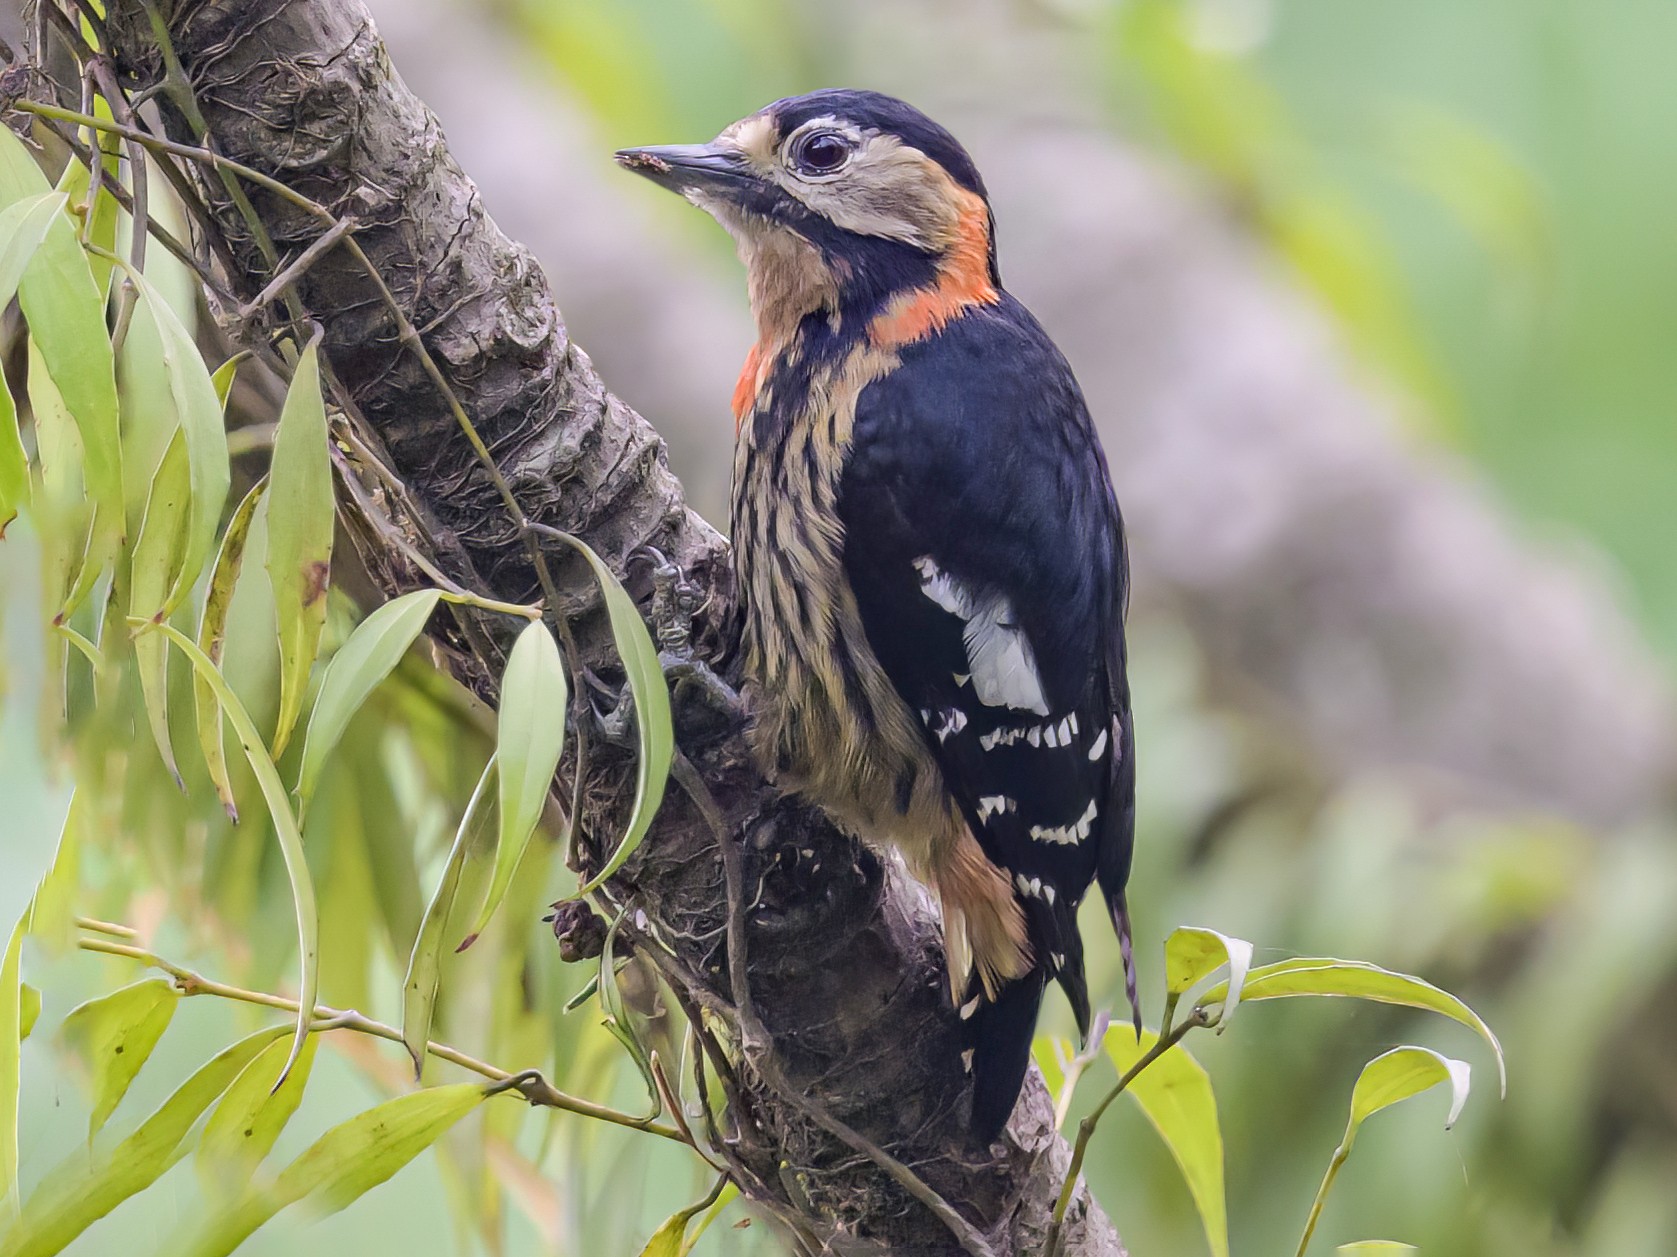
[149,623,318,1087]
[550,533,672,897]
[0,192,68,310]
[211,356,242,407]
[195,478,269,820]
[1164,926,1253,1028]
[197,1031,320,1197]
[265,341,334,756]
[129,429,192,783]
[60,978,180,1138]
[28,796,83,956]
[0,130,122,544]
[0,193,63,523]
[1196,958,1505,1093]
[1337,1245,1417,1255]
[0,353,25,531]
[638,1180,735,1257]
[0,1027,283,1257]
[27,338,93,614]
[402,756,496,1076]
[176,1083,490,1257]
[1,914,24,1218]
[17,987,38,1044]
[464,619,566,947]
[116,271,184,539]
[127,271,230,616]
[1346,1046,1471,1140]
[1107,1028,1228,1257]
[1295,1047,1470,1257]
[296,589,441,814]
[683,1182,739,1255]
[599,908,659,1112]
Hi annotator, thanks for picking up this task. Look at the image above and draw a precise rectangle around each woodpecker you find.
[619,89,1137,1142]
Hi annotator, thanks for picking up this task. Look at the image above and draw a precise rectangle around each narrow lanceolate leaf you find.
[116,274,185,540]
[27,793,83,953]
[265,342,334,757]
[211,356,242,408]
[295,588,442,814]
[1164,926,1253,1028]
[128,272,231,615]
[0,191,66,302]
[60,978,181,1139]
[599,909,659,1111]
[16,987,38,1043]
[402,756,495,1076]
[196,1031,320,1197]
[176,1083,490,1257]
[0,130,122,538]
[0,1027,283,1257]
[195,479,269,819]
[0,356,26,537]
[1,914,25,1219]
[129,430,193,784]
[638,1181,734,1257]
[1296,1048,1471,1257]
[150,623,318,1087]
[28,339,92,613]
[551,534,673,897]
[0,193,63,530]
[1107,1028,1228,1257]
[465,619,566,947]
[1195,957,1506,1094]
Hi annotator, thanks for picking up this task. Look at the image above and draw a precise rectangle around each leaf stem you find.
[1295,1143,1349,1257]
[1042,1008,1211,1257]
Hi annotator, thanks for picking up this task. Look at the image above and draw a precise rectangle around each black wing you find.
[838,294,1134,1137]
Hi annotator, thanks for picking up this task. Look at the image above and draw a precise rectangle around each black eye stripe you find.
[791,129,852,175]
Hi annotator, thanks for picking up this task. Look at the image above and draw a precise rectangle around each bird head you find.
[617,89,1000,342]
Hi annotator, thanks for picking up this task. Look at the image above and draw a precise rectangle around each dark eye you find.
[791,129,852,176]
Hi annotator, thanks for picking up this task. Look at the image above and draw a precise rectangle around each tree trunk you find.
[95,2,1122,1253]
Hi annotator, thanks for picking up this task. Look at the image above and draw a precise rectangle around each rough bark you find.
[94,2,1120,1254]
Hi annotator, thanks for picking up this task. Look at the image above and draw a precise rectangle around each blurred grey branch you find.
[371,0,1673,828]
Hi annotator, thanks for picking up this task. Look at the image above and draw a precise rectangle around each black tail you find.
[967,966,1049,1144]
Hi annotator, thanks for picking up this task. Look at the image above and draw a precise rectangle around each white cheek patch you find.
[913,557,1050,715]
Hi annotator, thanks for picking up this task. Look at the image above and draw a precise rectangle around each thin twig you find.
[236,214,355,322]
[77,934,688,1143]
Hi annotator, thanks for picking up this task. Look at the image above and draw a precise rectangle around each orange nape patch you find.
[732,341,766,431]
[867,189,1000,349]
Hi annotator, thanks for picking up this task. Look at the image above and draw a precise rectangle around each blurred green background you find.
[5,1,1676,1254]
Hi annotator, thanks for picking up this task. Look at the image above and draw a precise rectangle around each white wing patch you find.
[1029,799,1098,846]
[914,556,1050,715]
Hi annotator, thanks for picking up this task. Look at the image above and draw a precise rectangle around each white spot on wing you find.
[959,994,982,1020]
[977,795,1011,822]
[1088,728,1108,761]
[1029,799,1099,846]
[913,556,1050,715]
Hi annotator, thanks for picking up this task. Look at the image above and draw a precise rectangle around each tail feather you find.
[966,966,1049,1144]
[1111,892,1142,1040]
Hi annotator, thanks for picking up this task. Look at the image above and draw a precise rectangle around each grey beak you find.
[614,142,752,196]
